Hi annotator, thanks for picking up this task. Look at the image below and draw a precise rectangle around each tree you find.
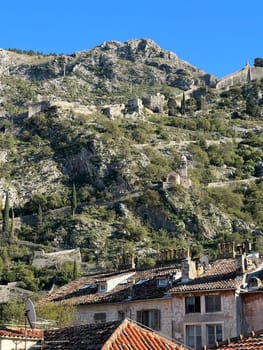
[10,208,16,244]
[2,192,10,242]
[180,92,186,115]
[73,259,79,280]
[37,204,43,229]
[71,183,77,216]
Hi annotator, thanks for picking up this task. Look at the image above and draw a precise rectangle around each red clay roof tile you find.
[208,330,263,349]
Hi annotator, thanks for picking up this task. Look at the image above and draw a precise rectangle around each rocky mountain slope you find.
[0,38,262,290]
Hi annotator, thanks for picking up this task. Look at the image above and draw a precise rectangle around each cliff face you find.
[0,39,262,270]
[0,39,216,114]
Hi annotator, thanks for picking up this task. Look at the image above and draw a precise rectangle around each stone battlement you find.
[216,64,263,90]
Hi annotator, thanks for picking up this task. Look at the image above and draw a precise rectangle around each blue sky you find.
[1,0,262,78]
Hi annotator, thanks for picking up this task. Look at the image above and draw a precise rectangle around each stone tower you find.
[180,154,188,178]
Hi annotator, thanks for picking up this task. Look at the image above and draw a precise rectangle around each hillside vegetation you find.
[0,39,262,294]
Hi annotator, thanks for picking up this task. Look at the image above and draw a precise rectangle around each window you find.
[206,324,223,345]
[185,296,201,313]
[137,309,160,330]
[186,325,202,349]
[118,310,125,321]
[205,295,221,312]
[94,312,106,323]
[98,283,107,292]
[157,278,168,288]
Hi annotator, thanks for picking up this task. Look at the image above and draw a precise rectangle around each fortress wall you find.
[251,67,263,80]
[216,68,249,90]
[217,66,263,90]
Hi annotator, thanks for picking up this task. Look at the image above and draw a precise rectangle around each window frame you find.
[206,324,223,345]
[185,324,202,349]
[94,312,106,323]
[205,295,221,313]
[185,296,201,314]
[136,309,161,330]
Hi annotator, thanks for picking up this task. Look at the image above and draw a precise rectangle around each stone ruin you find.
[32,248,82,269]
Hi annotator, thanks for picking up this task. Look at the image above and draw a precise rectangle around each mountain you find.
[0,38,262,292]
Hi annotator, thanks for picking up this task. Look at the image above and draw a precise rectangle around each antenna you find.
[25,298,36,329]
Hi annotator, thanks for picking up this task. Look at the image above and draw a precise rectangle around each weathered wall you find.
[28,101,50,118]
[216,65,263,90]
[75,298,173,339]
[216,66,250,90]
[241,292,263,333]
[171,291,237,346]
[32,248,82,269]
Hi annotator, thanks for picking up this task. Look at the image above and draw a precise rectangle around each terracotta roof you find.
[102,319,187,350]
[40,264,181,305]
[42,320,122,350]
[40,258,261,305]
[208,329,263,349]
[169,259,242,293]
[40,319,188,350]
[0,326,43,339]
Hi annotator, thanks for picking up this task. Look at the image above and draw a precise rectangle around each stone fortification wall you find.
[216,65,263,90]
[28,101,50,118]
[251,66,263,81]
[32,248,81,269]
[216,65,250,90]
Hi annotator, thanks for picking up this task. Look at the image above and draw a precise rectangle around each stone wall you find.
[0,282,32,303]
[32,248,81,269]
[216,65,263,90]
[75,298,173,339]
[241,292,263,332]
[172,291,238,346]
[28,101,50,118]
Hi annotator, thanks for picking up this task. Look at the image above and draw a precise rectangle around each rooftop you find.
[207,329,263,350]
[0,326,43,339]
[39,319,188,350]
[40,256,263,306]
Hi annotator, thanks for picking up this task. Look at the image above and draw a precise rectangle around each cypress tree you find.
[73,259,78,280]
[71,183,77,216]
[2,192,10,236]
[37,204,43,229]
[10,208,15,244]
[180,92,186,115]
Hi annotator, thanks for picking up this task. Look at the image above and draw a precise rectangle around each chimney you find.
[236,253,247,275]
[181,257,197,282]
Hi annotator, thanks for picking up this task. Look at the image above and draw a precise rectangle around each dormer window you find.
[98,283,107,293]
[157,278,168,288]
[248,277,262,289]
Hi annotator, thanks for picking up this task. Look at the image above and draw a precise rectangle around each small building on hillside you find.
[32,248,81,269]
[164,155,192,189]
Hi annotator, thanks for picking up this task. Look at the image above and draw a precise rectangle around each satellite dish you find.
[200,255,210,268]
[25,298,36,329]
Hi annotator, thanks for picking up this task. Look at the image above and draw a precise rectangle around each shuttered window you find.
[136,309,160,330]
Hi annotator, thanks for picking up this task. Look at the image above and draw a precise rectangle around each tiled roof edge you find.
[205,328,263,349]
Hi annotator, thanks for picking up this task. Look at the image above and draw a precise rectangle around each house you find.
[36,319,189,350]
[40,263,181,337]
[0,326,43,350]
[240,264,263,333]
[40,248,263,349]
